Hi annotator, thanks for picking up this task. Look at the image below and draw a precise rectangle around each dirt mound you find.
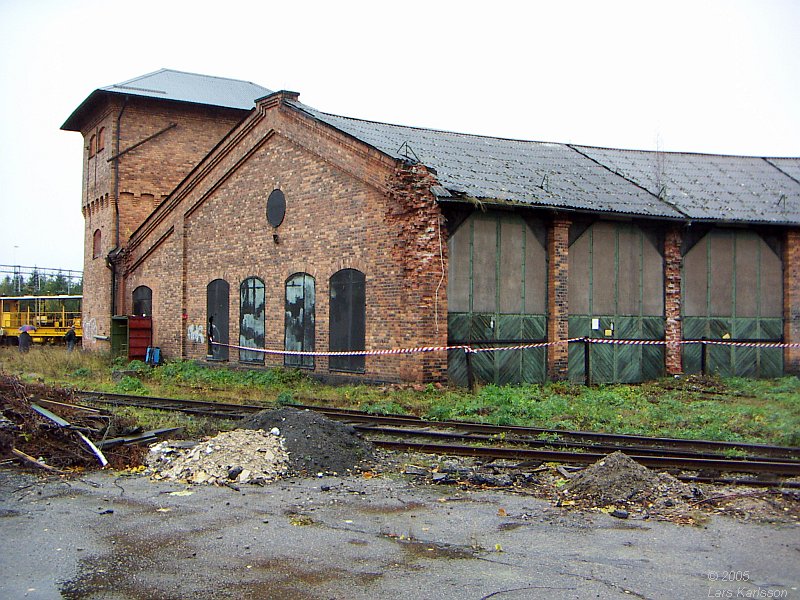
[562,451,700,512]
[564,451,658,504]
[240,407,374,475]
[148,429,289,485]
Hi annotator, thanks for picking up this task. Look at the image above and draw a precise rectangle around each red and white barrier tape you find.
[470,338,583,354]
[682,339,800,349]
[209,336,797,358]
[211,341,466,357]
[584,338,666,346]
[585,338,799,348]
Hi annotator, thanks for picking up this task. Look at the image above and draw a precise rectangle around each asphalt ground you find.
[0,469,797,600]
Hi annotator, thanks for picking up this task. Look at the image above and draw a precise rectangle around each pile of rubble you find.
[146,408,375,486]
[148,429,289,485]
[559,451,703,518]
[240,407,375,475]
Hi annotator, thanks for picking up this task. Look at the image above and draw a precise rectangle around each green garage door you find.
[568,222,665,383]
[447,212,547,385]
[682,229,783,377]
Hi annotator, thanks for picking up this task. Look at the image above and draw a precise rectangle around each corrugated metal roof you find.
[100,69,272,110]
[574,147,800,224]
[290,102,683,219]
[63,69,271,131]
[290,101,800,224]
[766,158,800,184]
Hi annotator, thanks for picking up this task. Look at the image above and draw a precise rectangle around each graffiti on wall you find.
[187,324,205,344]
[83,318,98,346]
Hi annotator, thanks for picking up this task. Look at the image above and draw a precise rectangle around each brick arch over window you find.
[329,269,365,373]
[97,127,105,152]
[132,286,152,317]
[239,277,265,364]
[92,229,102,259]
[285,273,315,368]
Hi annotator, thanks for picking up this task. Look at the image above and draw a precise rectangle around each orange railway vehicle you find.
[0,295,82,344]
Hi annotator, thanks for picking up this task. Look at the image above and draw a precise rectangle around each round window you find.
[266,189,286,228]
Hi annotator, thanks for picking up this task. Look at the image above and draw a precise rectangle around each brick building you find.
[63,69,800,384]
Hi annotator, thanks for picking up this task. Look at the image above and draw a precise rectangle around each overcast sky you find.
[1,0,798,275]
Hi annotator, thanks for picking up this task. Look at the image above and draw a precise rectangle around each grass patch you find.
[1,348,798,446]
[108,405,239,439]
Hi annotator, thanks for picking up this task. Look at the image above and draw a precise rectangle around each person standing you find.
[18,330,32,353]
[64,325,77,352]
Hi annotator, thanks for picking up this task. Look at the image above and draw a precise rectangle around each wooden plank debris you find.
[11,448,65,473]
[97,427,183,449]
[30,403,109,467]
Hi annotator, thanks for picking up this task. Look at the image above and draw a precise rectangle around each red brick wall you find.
[79,102,116,348]
[116,99,245,240]
[664,225,683,374]
[784,229,800,373]
[547,218,570,379]
[122,96,448,382]
[76,95,247,351]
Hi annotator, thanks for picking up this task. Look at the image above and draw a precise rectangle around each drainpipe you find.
[108,98,128,317]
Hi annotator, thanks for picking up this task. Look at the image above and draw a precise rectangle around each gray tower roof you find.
[62,69,272,131]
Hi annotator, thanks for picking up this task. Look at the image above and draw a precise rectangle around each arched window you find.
[96,127,105,152]
[285,273,315,368]
[329,269,365,372]
[207,279,229,361]
[92,229,102,259]
[239,277,265,364]
[132,286,152,317]
[89,134,96,158]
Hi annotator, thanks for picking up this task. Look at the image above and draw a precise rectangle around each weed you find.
[361,401,408,415]
[276,390,294,405]
[125,360,150,375]
[115,376,148,395]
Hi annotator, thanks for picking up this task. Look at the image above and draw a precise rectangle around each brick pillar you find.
[664,226,683,375]
[547,217,571,380]
[783,229,800,374]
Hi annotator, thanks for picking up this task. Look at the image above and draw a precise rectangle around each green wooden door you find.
[568,222,665,384]
[681,229,783,377]
[447,212,547,385]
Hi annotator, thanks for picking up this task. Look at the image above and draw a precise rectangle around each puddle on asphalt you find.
[381,534,477,560]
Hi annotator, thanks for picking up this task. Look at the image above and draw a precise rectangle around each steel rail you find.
[292,404,800,461]
[77,391,800,477]
[353,425,785,461]
[372,440,800,476]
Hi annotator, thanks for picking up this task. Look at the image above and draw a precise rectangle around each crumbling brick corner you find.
[385,162,449,383]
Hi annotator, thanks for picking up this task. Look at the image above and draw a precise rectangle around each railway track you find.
[76,391,800,481]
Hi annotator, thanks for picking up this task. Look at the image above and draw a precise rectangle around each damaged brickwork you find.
[385,163,448,382]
